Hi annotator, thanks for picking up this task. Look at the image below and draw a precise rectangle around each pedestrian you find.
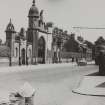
[98,45,105,76]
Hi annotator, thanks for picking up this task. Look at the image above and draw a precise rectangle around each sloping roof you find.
[18,82,35,97]
[0,46,10,57]
[76,39,86,46]
[76,40,87,49]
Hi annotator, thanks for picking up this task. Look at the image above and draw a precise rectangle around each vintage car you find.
[77,58,87,66]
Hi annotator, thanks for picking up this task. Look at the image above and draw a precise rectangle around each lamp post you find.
[9,43,12,66]
[26,43,28,65]
[19,36,21,66]
[57,37,61,63]
[9,37,12,66]
[79,46,83,59]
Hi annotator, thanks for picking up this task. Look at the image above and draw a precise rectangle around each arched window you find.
[15,47,18,57]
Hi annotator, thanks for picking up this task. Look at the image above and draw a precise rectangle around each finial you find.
[10,18,12,23]
[40,10,44,16]
[32,0,35,6]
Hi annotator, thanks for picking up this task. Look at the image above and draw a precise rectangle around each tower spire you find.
[10,18,11,23]
[32,0,35,6]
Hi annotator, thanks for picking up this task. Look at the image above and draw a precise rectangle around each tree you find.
[0,39,2,45]
[95,36,105,45]
[77,36,84,43]
[63,33,79,52]
[70,33,75,40]
[46,22,53,28]
[84,40,94,60]
[53,27,58,33]
[94,36,105,65]
[0,46,10,57]
[63,30,68,35]
[84,40,94,49]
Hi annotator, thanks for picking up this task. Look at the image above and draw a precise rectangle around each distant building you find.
[61,34,93,61]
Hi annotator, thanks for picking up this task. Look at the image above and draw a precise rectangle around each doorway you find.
[38,37,45,64]
[21,48,25,65]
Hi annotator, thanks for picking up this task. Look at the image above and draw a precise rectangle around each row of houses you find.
[52,32,93,63]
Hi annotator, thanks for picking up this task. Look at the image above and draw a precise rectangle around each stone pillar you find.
[32,30,38,65]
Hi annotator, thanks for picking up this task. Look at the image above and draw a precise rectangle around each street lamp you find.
[79,46,83,59]
[9,42,12,66]
[19,35,21,66]
[26,43,28,65]
[57,36,62,63]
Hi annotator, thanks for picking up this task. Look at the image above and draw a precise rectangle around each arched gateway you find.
[38,37,46,64]
[21,48,25,65]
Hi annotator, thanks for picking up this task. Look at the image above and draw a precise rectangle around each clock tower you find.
[27,0,39,64]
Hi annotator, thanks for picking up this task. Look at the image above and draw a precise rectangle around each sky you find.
[1,0,105,43]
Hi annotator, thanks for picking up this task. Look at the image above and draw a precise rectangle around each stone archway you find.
[38,37,46,64]
[21,48,25,65]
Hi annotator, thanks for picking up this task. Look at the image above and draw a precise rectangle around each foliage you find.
[0,45,10,57]
[95,36,105,45]
[77,36,84,42]
[84,40,94,49]
[0,39,2,45]
[63,34,79,52]
[63,30,68,35]
[94,36,105,64]
[46,22,53,28]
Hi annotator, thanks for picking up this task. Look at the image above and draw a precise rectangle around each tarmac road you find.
[0,64,103,105]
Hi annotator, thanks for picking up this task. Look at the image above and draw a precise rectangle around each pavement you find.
[0,61,95,73]
[0,62,77,73]
[0,61,101,105]
[1,61,104,99]
[0,62,78,102]
[72,74,105,96]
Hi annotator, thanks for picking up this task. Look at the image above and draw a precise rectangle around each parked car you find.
[77,58,87,66]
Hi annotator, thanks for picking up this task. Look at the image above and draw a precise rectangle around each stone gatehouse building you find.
[5,0,53,65]
[0,0,93,66]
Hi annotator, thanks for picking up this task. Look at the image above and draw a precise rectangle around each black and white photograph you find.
[0,0,104,105]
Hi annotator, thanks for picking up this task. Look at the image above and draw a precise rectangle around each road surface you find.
[0,64,103,105]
